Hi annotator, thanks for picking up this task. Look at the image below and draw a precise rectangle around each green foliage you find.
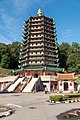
[0,67,12,77]
[76,74,80,85]
[59,42,80,72]
[49,95,63,102]
[0,41,80,73]
[0,42,21,69]
[1,53,10,68]
[59,42,70,69]
[49,94,80,102]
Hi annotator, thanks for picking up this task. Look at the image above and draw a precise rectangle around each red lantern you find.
[70,83,72,86]
[60,83,62,86]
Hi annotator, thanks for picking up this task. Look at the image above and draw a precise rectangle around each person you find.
[45,86,48,94]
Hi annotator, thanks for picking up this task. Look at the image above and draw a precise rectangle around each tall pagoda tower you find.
[19,9,62,76]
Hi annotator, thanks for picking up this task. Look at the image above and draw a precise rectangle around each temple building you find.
[18,9,63,77]
[0,9,78,93]
[15,9,78,93]
[0,9,77,92]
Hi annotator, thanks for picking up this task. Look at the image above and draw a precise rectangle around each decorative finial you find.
[37,8,43,16]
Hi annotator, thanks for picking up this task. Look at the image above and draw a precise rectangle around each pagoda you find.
[18,9,63,77]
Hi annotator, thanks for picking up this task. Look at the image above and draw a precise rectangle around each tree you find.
[59,42,70,69]
[8,42,21,69]
[1,53,10,68]
[66,42,80,72]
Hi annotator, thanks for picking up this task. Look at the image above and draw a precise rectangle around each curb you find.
[48,99,80,104]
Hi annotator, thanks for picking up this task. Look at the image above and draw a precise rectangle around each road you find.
[0,92,80,120]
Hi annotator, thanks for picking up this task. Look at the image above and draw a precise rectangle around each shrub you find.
[62,95,69,101]
[49,94,80,102]
[49,95,63,102]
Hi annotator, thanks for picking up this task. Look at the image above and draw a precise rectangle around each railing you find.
[41,75,56,81]
[14,77,27,92]
[21,76,32,92]
[3,76,19,92]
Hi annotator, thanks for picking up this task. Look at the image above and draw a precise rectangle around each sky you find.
[0,0,80,45]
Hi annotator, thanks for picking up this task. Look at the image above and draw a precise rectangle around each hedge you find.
[49,94,80,102]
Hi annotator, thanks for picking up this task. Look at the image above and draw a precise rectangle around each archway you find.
[34,73,38,78]
[64,82,68,91]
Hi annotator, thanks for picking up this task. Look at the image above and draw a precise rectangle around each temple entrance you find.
[64,82,68,91]
[34,73,38,78]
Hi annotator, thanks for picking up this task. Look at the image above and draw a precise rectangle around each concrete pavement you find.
[0,92,80,120]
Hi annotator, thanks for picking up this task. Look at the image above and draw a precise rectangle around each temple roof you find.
[24,65,64,71]
[57,73,76,80]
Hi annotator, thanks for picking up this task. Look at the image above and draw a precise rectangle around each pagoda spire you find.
[37,8,43,16]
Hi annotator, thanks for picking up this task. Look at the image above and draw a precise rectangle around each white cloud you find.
[0,34,12,44]
[62,29,74,37]
[1,12,18,32]
[12,0,32,14]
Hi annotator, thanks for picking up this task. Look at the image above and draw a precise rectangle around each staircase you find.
[14,83,24,92]
[7,77,25,92]
[14,77,28,92]
[20,77,32,92]
[2,76,19,92]
[22,77,39,92]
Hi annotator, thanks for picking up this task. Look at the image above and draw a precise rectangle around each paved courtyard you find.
[0,92,80,120]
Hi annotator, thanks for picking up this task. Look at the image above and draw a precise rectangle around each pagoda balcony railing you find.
[32,19,41,22]
[22,31,27,35]
[29,63,43,65]
[19,56,22,59]
[48,63,59,66]
[23,27,28,31]
[30,36,44,39]
[47,58,59,62]
[21,50,27,54]
[54,50,58,53]
[44,45,56,49]
[31,20,42,23]
[44,32,56,36]
[30,48,43,51]
[45,54,58,57]
[29,57,44,60]
[31,23,42,26]
[44,36,54,40]
[29,54,44,56]
[23,41,28,46]
[22,64,28,67]
[30,45,43,48]
[45,49,55,52]
[31,27,43,30]
[23,25,29,29]
[44,20,53,24]
[44,40,55,44]
[22,46,28,51]
[45,58,54,61]
[44,28,55,32]
[20,55,27,59]
[53,58,59,61]
[18,60,21,63]
[21,59,27,63]
[30,40,43,42]
[31,31,43,34]
[22,36,28,39]
[44,24,53,28]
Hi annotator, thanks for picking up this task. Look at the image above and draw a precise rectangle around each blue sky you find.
[0,0,80,44]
